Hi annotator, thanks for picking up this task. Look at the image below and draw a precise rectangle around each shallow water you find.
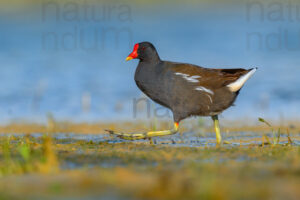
[56,132,298,147]
[3,132,300,148]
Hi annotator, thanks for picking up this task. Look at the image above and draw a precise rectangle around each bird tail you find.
[227,67,257,92]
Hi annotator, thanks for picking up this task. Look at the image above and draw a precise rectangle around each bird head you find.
[126,42,160,62]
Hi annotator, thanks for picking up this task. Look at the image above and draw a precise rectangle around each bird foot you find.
[105,129,148,140]
[105,127,178,141]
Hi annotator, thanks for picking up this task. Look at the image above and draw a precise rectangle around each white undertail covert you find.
[227,68,257,92]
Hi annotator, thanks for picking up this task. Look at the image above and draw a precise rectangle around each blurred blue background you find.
[0,0,299,123]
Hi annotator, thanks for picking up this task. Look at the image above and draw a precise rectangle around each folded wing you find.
[170,63,256,92]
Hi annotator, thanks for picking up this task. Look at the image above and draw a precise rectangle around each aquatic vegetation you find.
[259,118,293,146]
[0,139,299,199]
[0,134,59,176]
[0,120,299,199]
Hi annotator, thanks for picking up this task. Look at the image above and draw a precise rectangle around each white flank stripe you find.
[206,94,213,104]
[190,75,201,78]
[175,73,200,83]
[227,68,257,92]
[195,86,214,95]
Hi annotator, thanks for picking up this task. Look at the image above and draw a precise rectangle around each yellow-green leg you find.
[212,115,222,145]
[106,122,179,140]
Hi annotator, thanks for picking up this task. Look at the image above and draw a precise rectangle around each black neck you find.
[140,52,161,64]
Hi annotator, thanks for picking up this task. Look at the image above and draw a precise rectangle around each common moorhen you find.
[108,42,257,144]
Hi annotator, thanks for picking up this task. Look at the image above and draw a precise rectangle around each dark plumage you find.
[108,41,257,144]
[132,42,255,122]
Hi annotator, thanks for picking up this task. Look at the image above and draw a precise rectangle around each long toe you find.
[105,130,147,140]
